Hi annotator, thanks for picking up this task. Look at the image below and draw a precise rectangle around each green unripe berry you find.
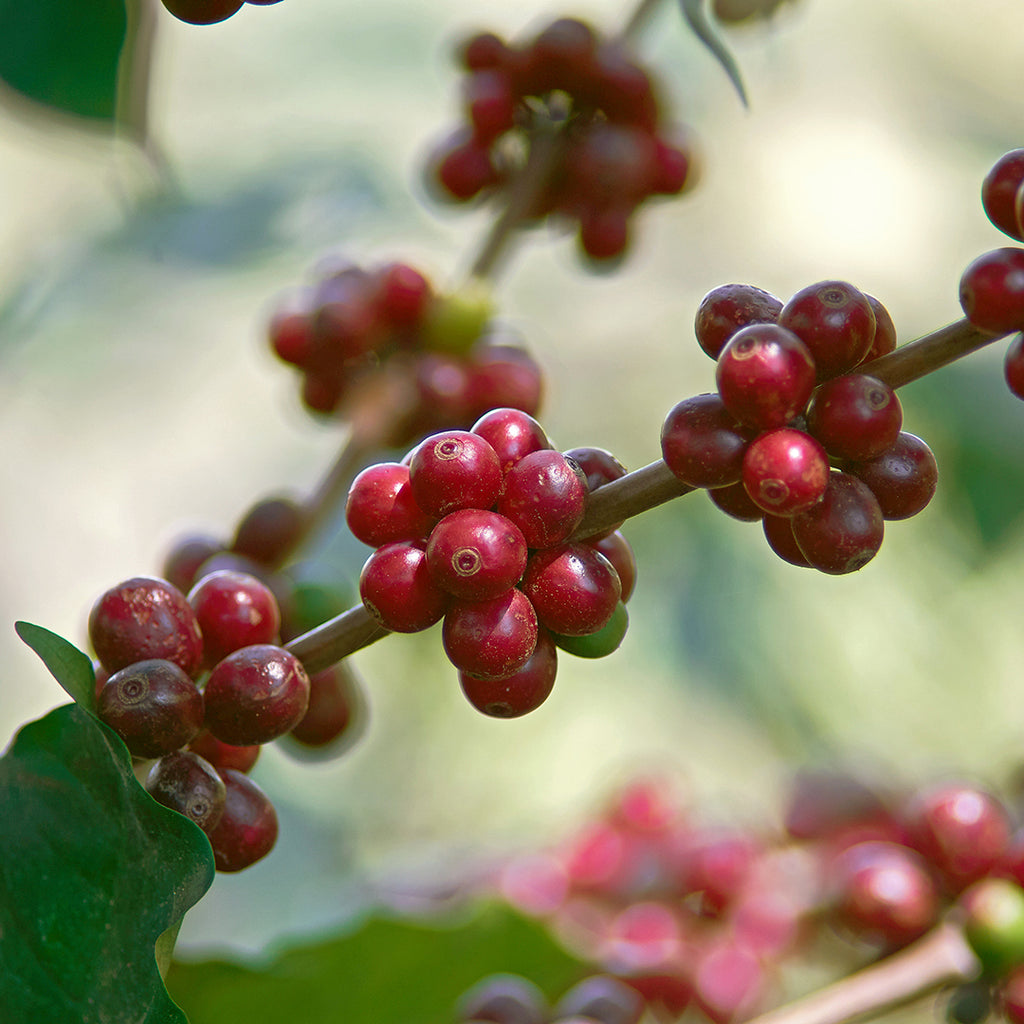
[421,278,494,354]
[552,601,628,658]
[961,878,1024,976]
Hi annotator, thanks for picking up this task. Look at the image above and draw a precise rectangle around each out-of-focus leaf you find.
[15,621,97,712]
[0,703,215,1023]
[166,903,586,1024]
[679,0,749,106]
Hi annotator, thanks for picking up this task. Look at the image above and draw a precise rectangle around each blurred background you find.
[2,0,1024,957]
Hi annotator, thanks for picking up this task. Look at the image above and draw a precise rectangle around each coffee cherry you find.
[715,324,817,430]
[161,533,225,595]
[586,531,636,602]
[459,628,558,718]
[434,132,501,201]
[661,393,750,488]
[89,576,204,678]
[496,449,587,548]
[564,445,628,536]
[145,750,227,835]
[268,291,314,367]
[779,280,876,381]
[160,0,243,24]
[456,972,548,1024]
[708,481,765,522]
[464,69,518,142]
[805,374,903,461]
[208,769,279,873]
[694,283,784,360]
[409,430,503,518]
[691,940,767,1024]
[846,431,938,520]
[1005,334,1024,399]
[426,509,528,601]
[520,543,621,636]
[791,471,884,574]
[553,600,629,658]
[861,295,898,363]
[289,662,364,749]
[98,659,205,759]
[458,31,513,73]
[762,514,812,567]
[959,248,1024,333]
[741,428,830,516]
[203,644,310,746]
[442,589,539,679]
[471,407,550,474]
[359,541,448,633]
[578,205,631,263]
[982,150,1024,241]
[188,729,260,774]
[464,342,544,419]
[231,495,306,568]
[345,462,436,547]
[187,570,281,667]
[553,974,644,1024]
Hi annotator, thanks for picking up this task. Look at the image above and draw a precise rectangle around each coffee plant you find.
[3,1,1024,1022]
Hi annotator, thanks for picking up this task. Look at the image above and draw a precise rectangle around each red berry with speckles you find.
[359,541,448,633]
[959,248,1024,333]
[520,543,621,636]
[443,588,539,680]
[497,449,587,548]
[695,283,784,361]
[459,628,558,718]
[742,428,829,516]
[806,374,903,461]
[346,462,436,547]
[426,508,528,600]
[208,769,278,873]
[409,430,503,518]
[846,432,938,520]
[188,570,281,667]
[471,407,550,474]
[661,393,751,489]
[145,750,226,835]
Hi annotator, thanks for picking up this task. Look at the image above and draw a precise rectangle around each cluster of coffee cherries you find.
[159,0,280,27]
[267,258,543,442]
[429,18,694,262]
[483,773,1024,1024]
[346,407,636,717]
[660,279,938,574]
[88,566,355,873]
[959,149,1024,402]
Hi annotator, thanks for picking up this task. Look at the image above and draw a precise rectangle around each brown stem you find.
[742,922,979,1024]
[286,606,389,675]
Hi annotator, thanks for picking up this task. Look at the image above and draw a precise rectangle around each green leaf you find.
[679,0,749,106]
[0,702,215,1023]
[0,0,129,123]
[166,903,586,1024]
[15,621,97,712]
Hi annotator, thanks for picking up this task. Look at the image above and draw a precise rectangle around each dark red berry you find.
[145,750,226,835]
[762,514,812,567]
[267,293,314,367]
[1006,334,1024,399]
[426,508,528,600]
[459,31,513,72]
[203,644,311,746]
[845,431,938,520]
[289,662,365,749]
[790,470,884,574]
[1001,965,1024,1024]
[208,769,278,873]
[471,407,550,473]
[409,430,503,518]
[805,374,903,461]
[586,531,636,602]
[563,446,627,493]
[779,280,876,381]
[187,570,281,667]
[345,462,436,547]
[519,543,621,636]
[661,393,750,488]
[464,342,544,419]
[97,659,205,759]
[89,576,204,678]
[359,541,448,633]
[982,150,1024,241]
[459,628,558,718]
[959,248,1024,333]
[160,0,243,25]
[434,133,501,201]
[578,205,631,263]
[455,972,548,1024]
[566,123,658,207]
[861,294,898,364]
[708,481,764,522]
[496,449,587,548]
[375,262,432,327]
[464,69,518,142]
[161,534,225,595]
[442,589,538,680]
[230,496,306,567]
[694,283,784,361]
[188,729,260,774]
[741,428,830,516]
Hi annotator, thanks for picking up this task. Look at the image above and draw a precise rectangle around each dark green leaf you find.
[0,0,128,123]
[679,0,749,106]
[0,703,215,1023]
[15,620,97,712]
[167,903,586,1024]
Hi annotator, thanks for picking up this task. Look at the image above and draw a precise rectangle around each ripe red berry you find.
[409,430,503,518]
[586,531,636,603]
[578,205,632,263]
[375,262,432,327]
[426,508,528,600]
[359,541,448,633]
[741,428,830,516]
[464,69,518,142]
[497,448,588,548]
[471,407,550,474]
[208,769,279,873]
[345,462,436,547]
[464,342,544,419]
[661,393,750,488]
[459,628,558,718]
[289,662,365,749]
[982,150,1024,241]
[762,513,813,567]
[959,247,1024,333]
[160,0,243,24]
[1006,334,1024,399]
[187,570,281,667]
[434,133,501,201]
[860,295,898,364]
[708,481,764,522]
[161,533,226,595]
[805,374,903,461]
[845,432,938,520]
[203,644,311,746]
[188,729,260,774]
[443,588,539,680]
[519,543,621,636]
[89,576,204,678]
[231,495,306,567]
[694,283,784,361]
[145,750,227,835]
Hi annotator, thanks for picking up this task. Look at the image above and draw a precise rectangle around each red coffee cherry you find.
[442,588,539,680]
[497,449,588,548]
[586,530,636,603]
[188,570,281,667]
[203,644,311,746]
[694,283,784,361]
[1005,334,1024,399]
[519,543,621,636]
[741,428,830,516]
[160,0,243,24]
[359,541,448,633]
[959,247,1024,333]
[463,343,544,420]
[426,508,528,601]
[805,374,903,461]
[982,150,1024,241]
[715,324,817,430]
[464,69,518,142]
[471,407,551,474]
[762,514,812,568]
[145,750,227,835]
[89,576,204,678]
[458,31,514,72]
[188,729,260,774]
[161,533,225,595]
[208,769,279,873]
[578,205,632,263]
[790,471,884,574]
[230,495,306,567]
[691,939,767,1024]
[345,462,436,547]
[861,295,898,364]
[374,261,432,328]
[661,393,750,489]
[459,628,558,718]
[845,432,938,520]
[98,659,205,759]
[409,430,503,517]
[708,481,764,522]
[433,132,501,201]
[289,662,365,749]
[779,280,876,381]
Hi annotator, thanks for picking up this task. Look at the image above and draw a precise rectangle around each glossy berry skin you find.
[846,432,938,520]
[442,589,538,680]
[861,295,898,363]
[471,408,550,474]
[187,570,281,667]
[359,542,448,633]
[188,729,260,774]
[715,324,817,430]
[160,0,243,24]
[145,751,226,835]
[455,972,548,1024]
[497,449,588,548]
[345,462,436,547]
[98,659,205,759]
[806,374,903,461]
[762,514,812,567]
[779,280,876,381]
[520,543,621,636]
[694,283,784,360]
[409,430,503,518]
[741,428,830,516]
[459,629,558,718]
[959,248,1024,333]
[791,471,884,574]
[708,481,764,522]
[587,531,636,602]
[564,445,628,537]
[203,644,310,746]
[426,509,528,601]
[1005,334,1024,399]
[661,393,750,488]
[208,769,279,873]
[982,150,1024,241]
[89,576,204,678]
